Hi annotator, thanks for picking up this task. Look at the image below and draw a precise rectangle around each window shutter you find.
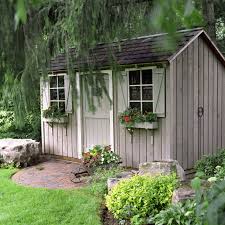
[64,74,73,113]
[153,68,165,117]
[118,71,128,112]
[40,77,50,110]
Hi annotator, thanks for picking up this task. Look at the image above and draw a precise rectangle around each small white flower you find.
[208,177,217,183]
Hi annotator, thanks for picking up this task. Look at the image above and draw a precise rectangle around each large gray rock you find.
[139,160,186,181]
[0,139,40,167]
[172,186,195,203]
[107,171,135,191]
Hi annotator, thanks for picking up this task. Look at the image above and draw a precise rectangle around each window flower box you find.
[132,121,158,130]
[119,108,158,133]
[43,105,68,125]
[43,116,68,124]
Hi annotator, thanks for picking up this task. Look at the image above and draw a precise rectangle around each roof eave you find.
[168,29,204,63]
[168,29,225,67]
[201,31,225,67]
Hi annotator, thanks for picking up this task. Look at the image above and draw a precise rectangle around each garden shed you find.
[41,28,225,174]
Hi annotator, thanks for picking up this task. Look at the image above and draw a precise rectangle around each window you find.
[128,69,153,113]
[49,74,66,112]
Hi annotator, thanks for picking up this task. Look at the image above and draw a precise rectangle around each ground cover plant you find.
[0,168,103,225]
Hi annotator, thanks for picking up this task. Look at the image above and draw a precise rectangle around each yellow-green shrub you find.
[106,174,177,224]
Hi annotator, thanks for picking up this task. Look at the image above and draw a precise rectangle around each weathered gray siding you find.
[114,68,172,168]
[170,37,225,170]
[41,113,78,158]
[41,34,225,171]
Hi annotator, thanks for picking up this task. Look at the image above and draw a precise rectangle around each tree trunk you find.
[202,0,216,41]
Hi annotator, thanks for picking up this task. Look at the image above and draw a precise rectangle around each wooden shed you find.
[41,28,225,173]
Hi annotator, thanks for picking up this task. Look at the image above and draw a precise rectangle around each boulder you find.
[107,171,135,191]
[139,160,186,181]
[172,186,195,203]
[0,139,40,167]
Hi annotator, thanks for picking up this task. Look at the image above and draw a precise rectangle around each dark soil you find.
[101,204,119,225]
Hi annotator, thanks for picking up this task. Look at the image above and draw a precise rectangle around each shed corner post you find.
[108,70,115,152]
[76,72,83,159]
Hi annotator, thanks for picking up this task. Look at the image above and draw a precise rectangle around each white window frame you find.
[49,73,66,111]
[126,66,156,113]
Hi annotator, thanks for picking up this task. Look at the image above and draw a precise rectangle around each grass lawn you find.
[0,168,102,225]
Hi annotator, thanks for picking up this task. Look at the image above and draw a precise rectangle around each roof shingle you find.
[49,28,202,72]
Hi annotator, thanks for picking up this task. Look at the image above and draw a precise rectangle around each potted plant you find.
[42,105,68,124]
[119,108,158,132]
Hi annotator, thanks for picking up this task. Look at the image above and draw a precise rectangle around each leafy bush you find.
[106,174,177,225]
[195,149,225,178]
[82,145,121,170]
[0,109,41,141]
[153,200,199,225]
[0,110,15,132]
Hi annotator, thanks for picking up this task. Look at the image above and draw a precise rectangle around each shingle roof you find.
[49,28,203,72]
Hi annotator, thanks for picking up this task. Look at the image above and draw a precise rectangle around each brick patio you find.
[12,159,85,189]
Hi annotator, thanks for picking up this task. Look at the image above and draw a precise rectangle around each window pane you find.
[129,70,140,85]
[59,89,65,100]
[50,76,57,88]
[50,89,58,100]
[142,86,153,100]
[58,76,64,87]
[130,102,141,111]
[50,102,58,109]
[142,69,152,84]
[59,102,65,112]
[130,86,140,100]
[142,102,153,113]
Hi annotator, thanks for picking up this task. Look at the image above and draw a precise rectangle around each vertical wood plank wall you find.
[41,113,78,158]
[41,35,225,170]
[170,37,225,170]
[114,69,171,168]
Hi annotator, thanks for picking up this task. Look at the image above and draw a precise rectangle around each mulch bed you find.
[101,204,119,225]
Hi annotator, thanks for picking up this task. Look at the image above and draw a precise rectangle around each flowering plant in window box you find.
[42,105,68,124]
[82,145,121,174]
[119,108,158,132]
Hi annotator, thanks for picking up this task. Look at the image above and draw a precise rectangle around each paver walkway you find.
[12,159,85,189]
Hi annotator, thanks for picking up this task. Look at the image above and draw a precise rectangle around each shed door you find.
[82,73,111,149]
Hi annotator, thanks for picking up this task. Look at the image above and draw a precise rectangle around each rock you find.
[107,178,121,191]
[115,171,134,179]
[107,171,134,191]
[172,186,195,203]
[139,160,186,181]
[0,139,40,167]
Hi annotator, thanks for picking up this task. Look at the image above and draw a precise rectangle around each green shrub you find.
[0,109,41,141]
[153,200,199,225]
[195,149,225,178]
[105,174,177,225]
[0,110,15,132]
